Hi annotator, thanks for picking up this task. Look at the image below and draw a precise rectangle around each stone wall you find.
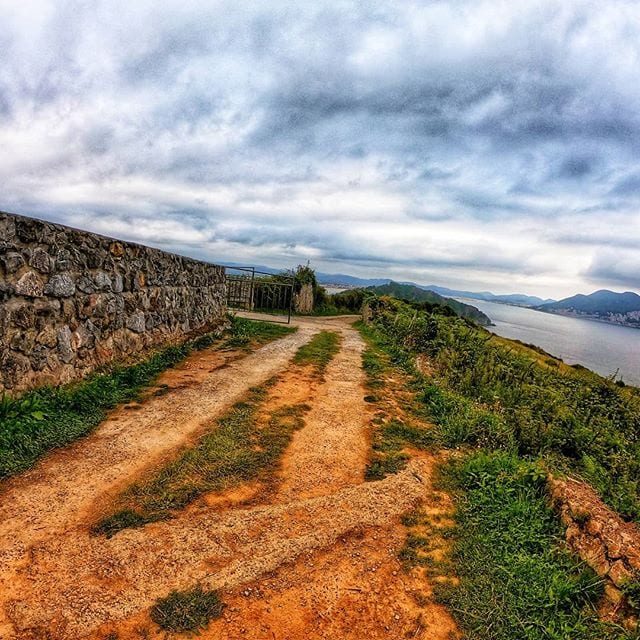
[0,211,227,394]
[550,475,639,628]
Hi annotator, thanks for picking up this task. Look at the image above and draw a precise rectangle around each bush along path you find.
[361,296,640,638]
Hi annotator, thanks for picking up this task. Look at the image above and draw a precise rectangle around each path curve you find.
[7,460,431,639]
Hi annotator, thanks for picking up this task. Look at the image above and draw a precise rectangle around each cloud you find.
[1,0,639,297]
[585,251,640,290]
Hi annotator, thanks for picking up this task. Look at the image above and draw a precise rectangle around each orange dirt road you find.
[0,315,457,640]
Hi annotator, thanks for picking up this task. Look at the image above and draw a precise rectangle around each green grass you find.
[359,301,640,634]
[293,330,341,374]
[621,573,640,612]
[0,316,294,480]
[150,586,224,633]
[364,296,640,523]
[222,315,295,349]
[433,451,634,640]
[93,382,310,536]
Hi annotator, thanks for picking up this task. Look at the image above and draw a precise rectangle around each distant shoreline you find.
[460,297,640,331]
[536,307,640,331]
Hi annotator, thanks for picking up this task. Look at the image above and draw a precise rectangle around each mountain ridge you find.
[365,282,492,326]
[538,289,640,328]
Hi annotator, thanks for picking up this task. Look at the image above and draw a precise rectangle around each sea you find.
[458,298,640,386]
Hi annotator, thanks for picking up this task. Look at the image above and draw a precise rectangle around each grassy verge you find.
[150,586,224,633]
[293,330,341,374]
[365,296,640,522]
[94,331,338,536]
[0,316,294,480]
[223,315,295,349]
[357,321,436,481]
[434,452,633,640]
[358,303,639,636]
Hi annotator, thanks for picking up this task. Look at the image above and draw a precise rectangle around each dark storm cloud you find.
[1,0,640,297]
[556,156,595,180]
[585,252,640,290]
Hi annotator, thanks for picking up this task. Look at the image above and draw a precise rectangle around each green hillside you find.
[366,282,492,325]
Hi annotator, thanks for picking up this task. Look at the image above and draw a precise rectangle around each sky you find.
[1,0,640,299]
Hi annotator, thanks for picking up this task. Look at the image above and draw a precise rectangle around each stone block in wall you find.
[3,252,25,273]
[50,273,76,297]
[1,351,31,389]
[0,214,16,241]
[57,326,75,364]
[126,311,146,333]
[15,272,44,298]
[28,247,52,273]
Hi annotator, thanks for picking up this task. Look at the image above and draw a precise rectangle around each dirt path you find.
[0,315,457,640]
[0,326,317,612]
[276,323,369,501]
[7,459,431,639]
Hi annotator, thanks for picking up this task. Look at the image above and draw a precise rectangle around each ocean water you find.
[458,298,640,386]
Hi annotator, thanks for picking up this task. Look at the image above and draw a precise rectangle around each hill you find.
[366,282,492,325]
[539,290,640,328]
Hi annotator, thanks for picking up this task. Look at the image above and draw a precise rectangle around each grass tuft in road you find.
[293,330,341,374]
[434,451,634,640]
[150,586,224,633]
[93,382,310,536]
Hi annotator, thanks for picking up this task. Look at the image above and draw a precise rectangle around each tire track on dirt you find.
[276,324,369,501]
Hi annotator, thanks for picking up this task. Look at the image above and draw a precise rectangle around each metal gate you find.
[225,266,294,323]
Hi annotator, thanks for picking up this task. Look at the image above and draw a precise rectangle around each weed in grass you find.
[400,508,422,527]
[361,350,386,388]
[365,452,409,480]
[150,586,224,633]
[91,509,169,538]
[293,331,340,374]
